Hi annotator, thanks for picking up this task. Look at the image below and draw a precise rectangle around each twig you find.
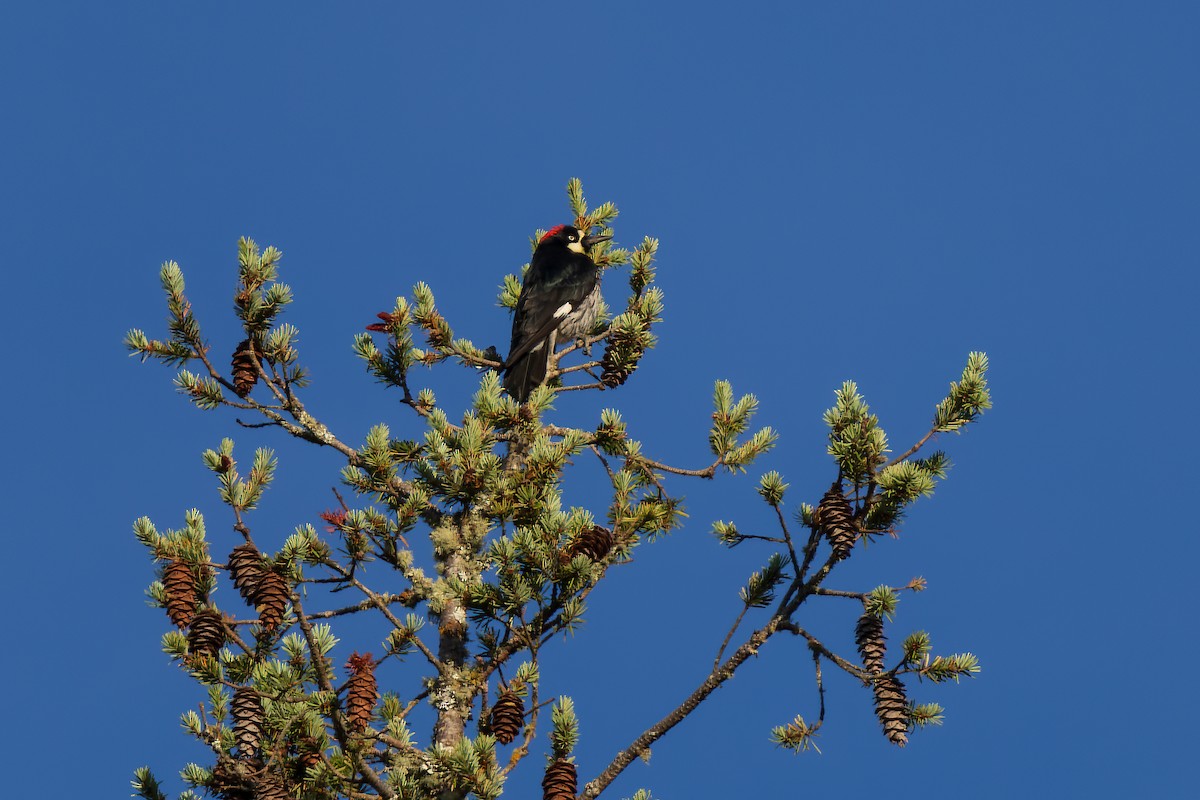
[737,533,788,544]
[556,381,605,393]
[778,622,868,681]
[324,560,442,671]
[635,455,720,479]
[810,587,867,600]
[370,729,422,756]
[801,551,841,597]
[590,446,616,483]
[885,427,938,468]
[555,360,603,377]
[582,616,786,799]
[810,645,826,728]
[796,526,823,583]
[193,333,363,462]
[235,419,283,430]
[773,504,801,576]
[248,343,289,407]
[712,605,750,670]
[305,593,415,619]
[218,616,254,657]
[555,327,611,360]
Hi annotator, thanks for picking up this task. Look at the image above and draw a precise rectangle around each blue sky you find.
[2,2,1196,798]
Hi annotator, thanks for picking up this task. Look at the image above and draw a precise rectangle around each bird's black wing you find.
[503,251,598,401]
[504,258,597,368]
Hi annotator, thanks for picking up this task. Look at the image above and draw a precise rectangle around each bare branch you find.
[305,593,416,619]
[712,605,750,670]
[885,428,938,469]
[773,504,801,576]
[582,616,786,799]
[779,621,869,681]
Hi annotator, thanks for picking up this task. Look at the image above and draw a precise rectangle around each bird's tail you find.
[502,340,550,403]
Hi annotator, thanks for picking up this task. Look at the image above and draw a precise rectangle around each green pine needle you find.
[907,702,946,727]
[770,715,821,753]
[131,767,168,800]
[934,352,991,432]
[756,471,789,505]
[901,630,932,665]
[865,585,899,620]
[549,696,580,757]
[918,652,981,683]
[740,553,787,608]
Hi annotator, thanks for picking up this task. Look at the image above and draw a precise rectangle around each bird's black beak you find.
[581,232,612,249]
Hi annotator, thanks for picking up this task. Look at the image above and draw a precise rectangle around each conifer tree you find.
[126,179,991,800]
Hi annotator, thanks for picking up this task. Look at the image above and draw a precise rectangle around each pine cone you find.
[488,690,525,745]
[599,342,635,388]
[345,652,378,731]
[542,758,577,800]
[296,742,322,771]
[568,525,615,563]
[231,339,262,398]
[232,687,264,758]
[872,674,909,747]
[816,483,856,561]
[164,559,200,628]
[253,774,290,800]
[855,611,887,675]
[227,543,268,604]
[187,608,226,660]
[254,569,290,635]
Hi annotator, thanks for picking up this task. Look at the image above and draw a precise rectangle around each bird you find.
[503,224,611,402]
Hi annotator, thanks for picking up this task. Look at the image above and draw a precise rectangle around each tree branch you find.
[712,605,750,670]
[885,427,938,468]
[582,616,785,799]
[305,593,416,619]
[321,558,442,671]
[772,504,801,576]
[778,622,868,681]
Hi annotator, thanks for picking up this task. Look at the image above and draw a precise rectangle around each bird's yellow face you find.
[565,228,585,254]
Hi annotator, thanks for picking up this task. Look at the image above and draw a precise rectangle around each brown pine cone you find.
[488,690,525,745]
[253,774,290,800]
[542,758,577,800]
[344,652,378,731]
[296,742,322,771]
[231,687,264,758]
[599,342,635,388]
[872,674,910,747]
[569,525,615,562]
[231,339,262,398]
[163,559,199,629]
[816,483,856,561]
[254,569,290,635]
[227,543,268,604]
[187,608,226,659]
[855,611,887,675]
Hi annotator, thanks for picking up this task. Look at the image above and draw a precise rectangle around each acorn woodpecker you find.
[503,224,611,402]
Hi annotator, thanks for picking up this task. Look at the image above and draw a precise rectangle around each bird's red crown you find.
[540,224,568,242]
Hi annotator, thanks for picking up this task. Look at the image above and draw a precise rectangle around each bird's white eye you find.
[568,234,576,241]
